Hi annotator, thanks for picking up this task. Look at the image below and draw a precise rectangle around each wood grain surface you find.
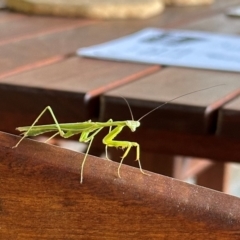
[1,131,240,239]
[1,2,240,230]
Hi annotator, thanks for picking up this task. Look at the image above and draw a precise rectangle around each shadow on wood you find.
[0,131,240,239]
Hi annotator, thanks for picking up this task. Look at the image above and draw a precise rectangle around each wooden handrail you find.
[0,131,239,239]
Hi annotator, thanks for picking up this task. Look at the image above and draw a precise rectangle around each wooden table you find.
[1,0,240,132]
[1,1,240,238]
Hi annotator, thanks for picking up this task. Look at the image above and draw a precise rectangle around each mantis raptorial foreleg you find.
[102,125,148,178]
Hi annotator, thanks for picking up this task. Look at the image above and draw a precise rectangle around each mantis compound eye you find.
[126,121,140,132]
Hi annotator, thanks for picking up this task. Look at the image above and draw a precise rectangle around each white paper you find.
[77,28,240,72]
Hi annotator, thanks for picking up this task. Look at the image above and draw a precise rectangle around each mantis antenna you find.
[121,96,134,121]
[138,84,225,122]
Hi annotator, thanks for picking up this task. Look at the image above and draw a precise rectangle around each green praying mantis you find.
[13,85,223,183]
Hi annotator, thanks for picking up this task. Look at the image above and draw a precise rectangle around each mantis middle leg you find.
[78,119,115,183]
[78,127,104,184]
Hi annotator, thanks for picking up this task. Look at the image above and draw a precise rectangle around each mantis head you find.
[126,120,140,132]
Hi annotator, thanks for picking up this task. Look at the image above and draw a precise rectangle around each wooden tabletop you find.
[1,0,240,135]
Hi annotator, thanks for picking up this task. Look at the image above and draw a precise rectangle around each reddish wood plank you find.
[1,131,240,239]
[0,55,66,79]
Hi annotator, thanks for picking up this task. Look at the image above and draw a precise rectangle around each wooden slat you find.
[0,15,93,46]
[0,57,158,93]
[0,21,96,75]
[0,131,240,239]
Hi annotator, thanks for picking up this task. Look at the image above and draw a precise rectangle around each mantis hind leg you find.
[13,106,64,148]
